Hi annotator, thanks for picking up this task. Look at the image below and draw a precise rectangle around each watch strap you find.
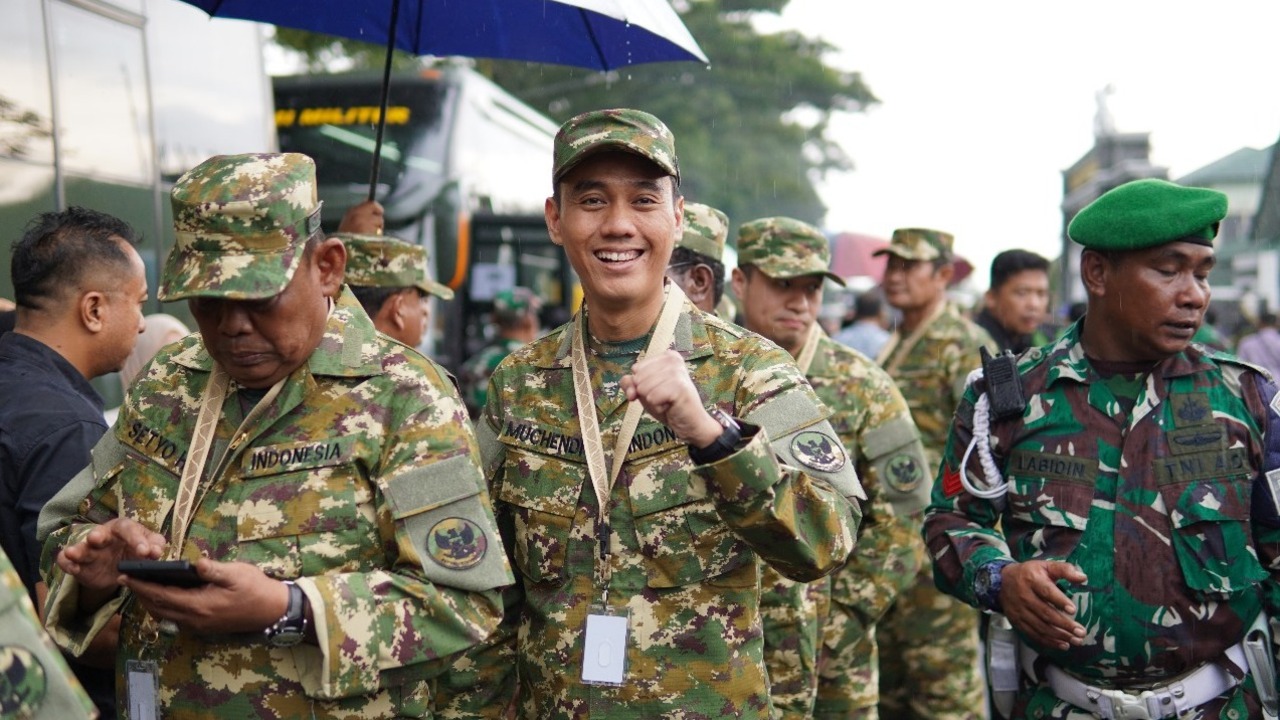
[688,410,743,465]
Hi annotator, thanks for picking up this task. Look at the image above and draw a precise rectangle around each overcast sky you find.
[759,0,1280,290]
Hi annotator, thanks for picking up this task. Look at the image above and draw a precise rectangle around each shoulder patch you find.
[0,645,47,717]
[883,452,925,494]
[789,430,847,472]
[425,517,488,570]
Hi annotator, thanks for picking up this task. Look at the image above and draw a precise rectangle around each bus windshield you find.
[274,73,452,227]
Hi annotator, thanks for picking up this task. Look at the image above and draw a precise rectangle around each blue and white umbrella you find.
[176,0,708,196]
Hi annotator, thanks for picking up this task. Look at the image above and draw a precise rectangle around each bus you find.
[273,65,576,372]
[1,0,276,403]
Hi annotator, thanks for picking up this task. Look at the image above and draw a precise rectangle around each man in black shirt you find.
[0,206,147,718]
[974,249,1050,354]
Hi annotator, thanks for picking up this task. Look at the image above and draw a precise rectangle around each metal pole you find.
[368,0,402,202]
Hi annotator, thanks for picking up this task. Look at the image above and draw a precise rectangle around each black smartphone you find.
[116,560,206,588]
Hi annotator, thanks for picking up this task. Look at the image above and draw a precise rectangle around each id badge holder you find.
[126,659,161,720]
[581,605,629,686]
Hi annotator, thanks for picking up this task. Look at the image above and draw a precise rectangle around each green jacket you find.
[763,331,927,718]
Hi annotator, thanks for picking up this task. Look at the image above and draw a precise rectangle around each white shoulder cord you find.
[959,367,1009,500]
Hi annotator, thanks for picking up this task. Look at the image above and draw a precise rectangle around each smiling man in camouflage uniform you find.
[875,227,993,720]
[925,178,1280,719]
[436,109,865,719]
[731,216,926,720]
[339,232,454,349]
[40,152,511,718]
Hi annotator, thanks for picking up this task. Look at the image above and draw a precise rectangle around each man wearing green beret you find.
[925,178,1280,719]
[874,226,993,720]
[437,108,865,719]
[459,287,542,418]
[666,202,730,316]
[732,216,927,720]
[40,152,512,718]
[339,232,454,348]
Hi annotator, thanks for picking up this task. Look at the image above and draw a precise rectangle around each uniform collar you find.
[1044,318,1215,389]
[548,293,711,369]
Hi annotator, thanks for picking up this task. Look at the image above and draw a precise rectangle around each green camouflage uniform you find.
[437,293,865,719]
[924,323,1280,719]
[461,288,540,416]
[0,545,96,720]
[809,332,927,720]
[734,217,926,720]
[925,179,1280,720]
[462,338,526,414]
[875,228,993,720]
[40,153,512,719]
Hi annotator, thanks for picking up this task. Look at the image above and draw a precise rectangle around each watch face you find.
[269,628,305,648]
[975,568,991,595]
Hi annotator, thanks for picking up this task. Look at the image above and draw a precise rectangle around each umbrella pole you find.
[368,0,402,202]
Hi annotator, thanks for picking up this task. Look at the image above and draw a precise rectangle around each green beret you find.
[1068,179,1227,251]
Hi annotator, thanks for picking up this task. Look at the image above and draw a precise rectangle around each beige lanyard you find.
[165,366,285,558]
[877,301,946,374]
[795,323,823,375]
[570,284,684,596]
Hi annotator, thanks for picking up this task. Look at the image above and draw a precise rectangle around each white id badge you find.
[581,611,629,686]
[126,659,161,720]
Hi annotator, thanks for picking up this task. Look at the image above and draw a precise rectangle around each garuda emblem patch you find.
[426,517,488,570]
[790,431,847,473]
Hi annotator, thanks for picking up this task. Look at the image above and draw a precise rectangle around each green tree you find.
[273,0,875,230]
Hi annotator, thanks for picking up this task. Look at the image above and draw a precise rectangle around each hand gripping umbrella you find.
[175,0,708,199]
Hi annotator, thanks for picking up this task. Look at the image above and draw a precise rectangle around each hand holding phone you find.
[117,560,206,589]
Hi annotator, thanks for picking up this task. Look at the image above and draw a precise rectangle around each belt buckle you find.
[1100,688,1158,720]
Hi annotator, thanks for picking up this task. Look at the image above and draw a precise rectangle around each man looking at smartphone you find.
[39,153,512,718]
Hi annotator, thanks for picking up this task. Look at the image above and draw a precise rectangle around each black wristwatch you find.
[688,407,743,465]
[264,580,308,648]
[974,560,1013,614]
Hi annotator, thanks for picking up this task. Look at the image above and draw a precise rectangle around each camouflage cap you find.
[337,232,454,300]
[1068,178,1227,250]
[873,227,954,262]
[160,153,322,301]
[493,287,540,325]
[677,203,730,263]
[736,217,844,286]
[552,108,679,184]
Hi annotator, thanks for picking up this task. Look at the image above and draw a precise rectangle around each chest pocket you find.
[627,446,754,589]
[1005,450,1095,561]
[1158,448,1267,597]
[496,448,581,587]
[235,464,374,579]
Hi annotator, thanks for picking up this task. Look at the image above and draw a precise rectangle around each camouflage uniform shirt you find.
[763,331,926,718]
[924,323,1280,716]
[42,288,512,719]
[442,296,864,719]
[461,338,526,418]
[0,545,95,719]
[878,300,995,471]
